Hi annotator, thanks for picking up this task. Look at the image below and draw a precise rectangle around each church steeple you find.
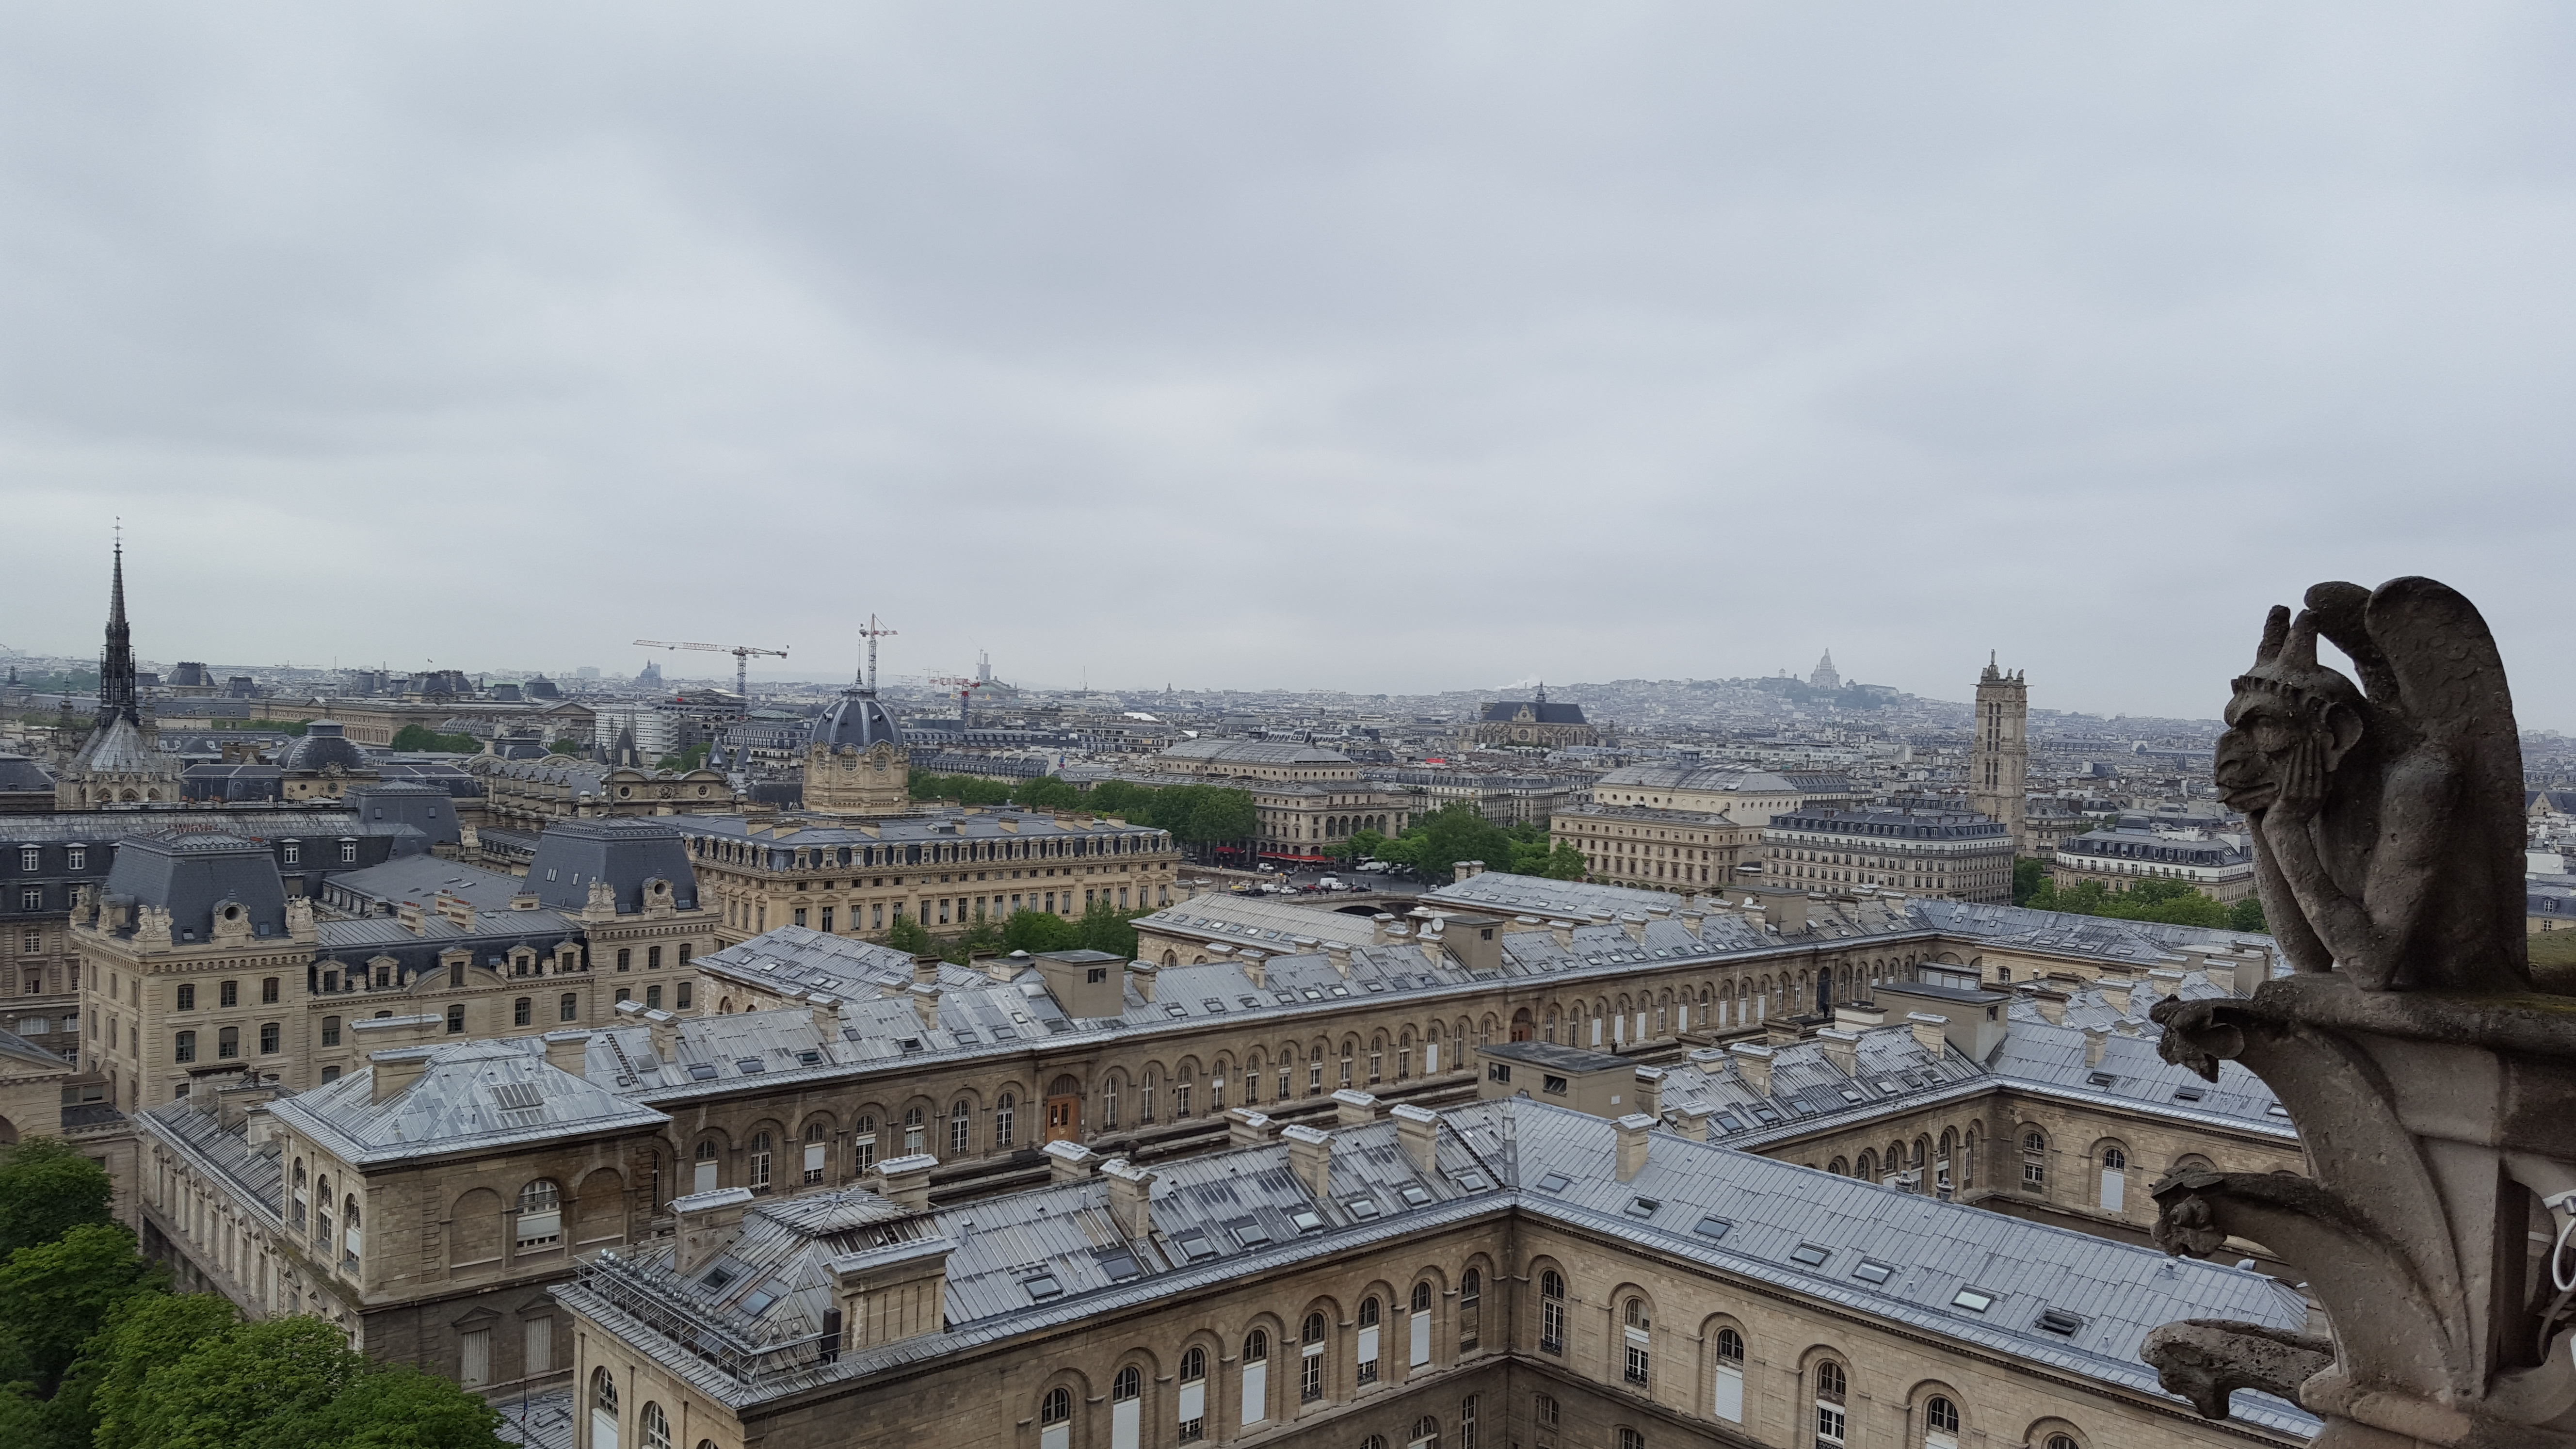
[97,528,140,728]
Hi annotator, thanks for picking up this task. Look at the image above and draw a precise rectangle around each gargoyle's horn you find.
[2283,609,2323,672]
[2255,605,2291,665]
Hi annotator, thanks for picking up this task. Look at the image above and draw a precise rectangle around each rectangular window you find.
[820,907,834,933]
[177,984,196,1011]
[446,1004,465,1034]
[676,982,692,1010]
[793,908,807,928]
[262,977,279,1004]
[523,1317,553,1376]
[174,1030,195,1063]
[804,1140,825,1184]
[259,1022,280,1054]
[340,840,357,864]
[459,1328,490,1388]
[1301,1343,1324,1401]
[559,994,578,1022]
[16,888,38,911]
[217,1025,239,1059]
[322,1016,340,1046]
[513,998,532,1026]
[220,980,239,1008]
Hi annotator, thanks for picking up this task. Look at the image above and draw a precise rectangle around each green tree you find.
[0,1223,163,1395]
[96,1314,503,1449]
[388,724,480,754]
[0,1137,115,1258]
[2011,858,2051,907]
[885,914,932,955]
[548,737,582,757]
[1001,909,1082,954]
[1076,901,1142,959]
[2227,896,2268,933]
[1011,776,1084,812]
[77,1292,241,1449]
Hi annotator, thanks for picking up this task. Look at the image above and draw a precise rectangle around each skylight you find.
[2036,1308,2083,1335]
[1625,1197,1661,1219]
[1174,1231,1218,1262]
[1536,1173,1572,1194]
[1788,1244,1831,1267]
[1022,1273,1064,1301]
[1289,1209,1325,1232]
[1096,1248,1141,1282]
[1397,1183,1433,1208]
[1345,1198,1382,1220]
[1851,1260,1895,1285]
[702,1267,735,1289]
[687,1063,719,1081]
[735,1058,766,1074]
[1951,1288,1994,1313]
[1229,1218,1273,1248]
[1693,1217,1732,1240]
[1452,1173,1490,1193]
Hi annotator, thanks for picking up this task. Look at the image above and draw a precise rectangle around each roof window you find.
[1452,1172,1490,1193]
[1229,1217,1273,1248]
[1021,1273,1064,1301]
[702,1266,735,1290]
[1289,1208,1325,1233]
[1693,1216,1732,1240]
[686,1063,719,1081]
[1625,1197,1661,1219]
[1345,1198,1382,1220]
[1850,1259,1895,1285]
[735,1058,765,1075]
[1397,1183,1433,1208]
[1173,1231,1218,1262]
[1096,1247,1142,1282]
[2173,1085,2205,1102]
[1535,1172,1572,1195]
[2036,1308,2084,1335]
[1788,1244,1831,1268]
[1951,1288,1995,1313]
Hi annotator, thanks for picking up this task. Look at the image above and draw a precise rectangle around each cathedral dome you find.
[278,720,369,773]
[813,690,900,751]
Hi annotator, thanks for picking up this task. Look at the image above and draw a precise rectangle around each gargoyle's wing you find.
[2362,577,2517,755]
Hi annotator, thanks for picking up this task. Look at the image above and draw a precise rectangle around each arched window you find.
[2047,1438,2077,1449]
[1621,1297,1651,1385]
[1814,1361,1849,1446]
[1039,1386,1073,1449]
[1178,1346,1208,1443]
[2021,1130,2048,1194]
[1712,1327,1747,1422]
[692,1138,719,1194]
[950,1100,973,1156]
[1540,1271,1566,1354]
[1617,1430,1645,1449]
[1460,1267,1482,1352]
[1113,1365,1141,1400]
[804,1121,827,1185]
[341,1196,361,1269]
[996,1092,1016,1148]
[515,1178,562,1249]
[589,1368,620,1449]
[1301,1313,1328,1401]
[1357,1295,1383,1384]
[748,1131,773,1191]
[2102,1146,2127,1169]
[1243,1329,1271,1427]
[640,1403,672,1449]
[1924,1395,1961,1446]
[852,1114,878,1173]
[903,1106,926,1153]
[1410,1415,1440,1449]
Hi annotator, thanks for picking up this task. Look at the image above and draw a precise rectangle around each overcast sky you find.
[3,6,2571,725]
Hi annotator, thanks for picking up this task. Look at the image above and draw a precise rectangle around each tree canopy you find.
[901,773,1257,853]
[0,1138,114,1259]
[1337,805,1585,884]
[387,724,480,754]
[2020,870,2267,932]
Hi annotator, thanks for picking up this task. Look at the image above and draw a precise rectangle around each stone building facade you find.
[1550,805,1761,894]
[1141,741,1417,865]
[1469,685,1598,748]
[671,807,1184,947]
[1761,803,2016,904]
[2050,821,2257,905]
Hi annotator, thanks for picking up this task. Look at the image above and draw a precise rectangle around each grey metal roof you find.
[101,831,293,940]
[325,854,531,914]
[812,689,901,751]
[270,1039,669,1167]
[1133,894,1383,950]
[554,1098,2317,1437]
[1156,739,1354,767]
[525,819,701,913]
[668,809,1168,850]
[0,753,57,793]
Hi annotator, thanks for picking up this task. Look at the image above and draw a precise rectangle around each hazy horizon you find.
[7,6,2572,728]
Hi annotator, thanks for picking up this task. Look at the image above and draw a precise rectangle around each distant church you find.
[1471,683,1598,748]
[55,539,182,808]
[1809,651,1841,692]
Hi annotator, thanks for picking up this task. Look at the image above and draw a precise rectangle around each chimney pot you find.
[1103,1159,1156,1240]
[874,1153,937,1211]
[1816,1028,1859,1077]
[1224,1109,1276,1149]
[1728,1042,1774,1096]
[2083,1026,2109,1068]
[1905,1012,1948,1057]
[1549,919,1576,950]
[541,1028,589,1078]
[672,1185,754,1275]
[1632,1067,1664,1119]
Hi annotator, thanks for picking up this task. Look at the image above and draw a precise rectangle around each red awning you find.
[1260,851,1332,863]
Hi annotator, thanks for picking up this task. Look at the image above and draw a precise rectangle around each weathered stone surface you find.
[2143,1318,2335,1421]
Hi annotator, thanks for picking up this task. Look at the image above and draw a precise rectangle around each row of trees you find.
[905,774,1258,857]
[2011,858,2268,932]
[388,723,481,754]
[0,1139,506,1449]
[1328,802,1588,883]
[890,899,1153,965]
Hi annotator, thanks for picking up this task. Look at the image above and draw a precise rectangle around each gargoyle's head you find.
[2216,605,2367,815]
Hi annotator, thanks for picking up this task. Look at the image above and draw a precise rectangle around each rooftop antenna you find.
[856,613,897,693]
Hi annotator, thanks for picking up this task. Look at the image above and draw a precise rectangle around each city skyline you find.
[5,7,2573,724]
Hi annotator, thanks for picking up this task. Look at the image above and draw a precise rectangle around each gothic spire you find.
[97,527,140,727]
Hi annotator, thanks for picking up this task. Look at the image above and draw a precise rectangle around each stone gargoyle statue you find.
[2143,578,2576,1449]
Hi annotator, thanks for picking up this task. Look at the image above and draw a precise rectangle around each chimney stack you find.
[674,1186,754,1275]
[1283,1125,1333,1200]
[644,1008,680,1065]
[1225,1109,1276,1149]
[908,982,941,1030]
[1240,951,1266,989]
[1325,944,1352,978]
[1905,1012,1948,1058]
[2094,978,2133,1014]
[1392,1103,1440,1175]
[1729,1042,1774,1097]
[1619,914,1647,944]
[1332,1089,1380,1128]
[2033,992,2067,1026]
[1816,1028,1859,1077]
[1549,919,1576,950]
[1671,1107,1712,1143]
[875,1153,936,1211]
[1678,909,1705,937]
[1632,1067,1664,1119]
[1613,1112,1655,1183]
[1129,964,1157,1003]
[2083,1027,2109,1068]
[2148,967,2187,998]
[912,955,942,987]
[542,1029,590,1078]
[1103,1159,1156,1240]
[370,1046,435,1103]
[1372,913,1398,946]
[1043,1140,1099,1183]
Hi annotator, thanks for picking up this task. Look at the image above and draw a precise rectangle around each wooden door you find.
[1046,1096,1079,1142]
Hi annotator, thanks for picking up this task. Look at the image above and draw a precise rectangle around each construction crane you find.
[632,640,789,701]
[929,676,999,730]
[853,614,897,693]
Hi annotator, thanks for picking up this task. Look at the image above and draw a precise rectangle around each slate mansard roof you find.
[1479,698,1589,724]
[554,1098,2317,1437]
[100,832,295,940]
[524,819,701,913]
